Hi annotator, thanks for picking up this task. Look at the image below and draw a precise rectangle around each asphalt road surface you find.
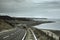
[0,28,25,40]
[25,28,37,40]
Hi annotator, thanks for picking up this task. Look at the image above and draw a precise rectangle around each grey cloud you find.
[0,0,24,2]
[0,0,36,13]
[0,0,60,13]
[0,0,60,18]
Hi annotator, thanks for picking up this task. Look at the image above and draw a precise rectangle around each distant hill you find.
[0,15,15,20]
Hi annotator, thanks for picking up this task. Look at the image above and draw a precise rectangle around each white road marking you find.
[22,31,27,40]
[29,28,38,40]
[3,35,9,39]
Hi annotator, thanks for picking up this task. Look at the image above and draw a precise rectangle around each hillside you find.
[0,19,12,31]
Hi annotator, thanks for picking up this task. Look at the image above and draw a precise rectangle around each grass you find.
[0,19,12,31]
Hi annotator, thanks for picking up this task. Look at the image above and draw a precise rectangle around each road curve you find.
[25,28,37,40]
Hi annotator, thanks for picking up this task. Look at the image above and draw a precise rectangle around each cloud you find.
[0,0,36,13]
[0,0,60,13]
[0,0,60,18]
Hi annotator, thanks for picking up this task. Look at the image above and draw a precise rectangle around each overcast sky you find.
[0,0,60,18]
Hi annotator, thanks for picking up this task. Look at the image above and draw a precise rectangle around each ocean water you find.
[33,19,60,30]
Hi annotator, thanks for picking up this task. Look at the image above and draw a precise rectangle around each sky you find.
[0,0,60,18]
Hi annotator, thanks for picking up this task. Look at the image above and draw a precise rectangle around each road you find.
[25,28,37,40]
[0,28,25,40]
